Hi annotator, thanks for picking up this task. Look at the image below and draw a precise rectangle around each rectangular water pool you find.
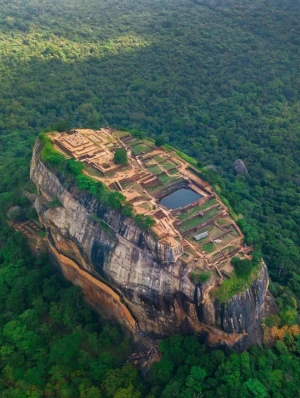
[160,188,201,210]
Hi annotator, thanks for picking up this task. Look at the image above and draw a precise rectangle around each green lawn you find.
[154,154,166,163]
[114,130,131,138]
[178,198,218,221]
[229,225,240,237]
[179,207,221,232]
[132,143,152,155]
[179,205,202,221]
[178,215,205,232]
[199,198,218,211]
[158,173,177,184]
[148,165,163,175]
[169,168,179,175]
[201,206,220,221]
[127,138,140,147]
[161,161,176,171]
[215,218,231,226]
[202,243,215,253]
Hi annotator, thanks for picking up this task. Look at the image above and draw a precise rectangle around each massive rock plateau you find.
[31,140,275,349]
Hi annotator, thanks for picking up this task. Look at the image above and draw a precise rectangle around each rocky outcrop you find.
[195,263,276,348]
[30,141,274,349]
[233,159,248,175]
[7,206,22,220]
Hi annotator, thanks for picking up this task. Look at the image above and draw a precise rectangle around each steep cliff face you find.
[195,263,275,348]
[30,141,274,349]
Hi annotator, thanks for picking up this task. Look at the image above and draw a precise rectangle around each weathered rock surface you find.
[233,159,248,175]
[7,206,22,220]
[30,141,274,349]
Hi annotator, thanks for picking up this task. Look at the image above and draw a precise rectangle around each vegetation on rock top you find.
[40,133,155,231]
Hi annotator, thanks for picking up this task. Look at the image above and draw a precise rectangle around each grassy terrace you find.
[145,158,177,176]
[114,130,131,138]
[202,243,215,253]
[158,173,177,184]
[147,165,162,175]
[215,218,232,227]
[178,198,218,221]
[130,138,155,154]
[186,224,220,242]
[161,160,177,171]
[131,143,153,155]
[178,215,205,232]
[178,207,220,232]
[153,154,166,163]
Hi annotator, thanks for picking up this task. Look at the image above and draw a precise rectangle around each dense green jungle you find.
[0,0,300,396]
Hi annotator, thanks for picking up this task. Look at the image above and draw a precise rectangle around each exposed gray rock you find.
[23,189,37,203]
[7,206,22,220]
[233,159,248,175]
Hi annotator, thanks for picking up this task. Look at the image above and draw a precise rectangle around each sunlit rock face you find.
[31,141,275,349]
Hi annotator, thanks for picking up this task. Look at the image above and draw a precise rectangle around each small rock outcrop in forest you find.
[30,129,275,350]
[233,159,248,175]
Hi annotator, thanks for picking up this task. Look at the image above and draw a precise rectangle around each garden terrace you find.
[49,128,249,281]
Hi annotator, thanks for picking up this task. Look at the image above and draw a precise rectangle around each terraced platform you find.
[50,128,251,279]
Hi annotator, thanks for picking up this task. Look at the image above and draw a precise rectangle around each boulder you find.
[233,159,248,175]
[7,206,22,221]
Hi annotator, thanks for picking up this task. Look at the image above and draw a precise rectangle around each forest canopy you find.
[0,0,300,396]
